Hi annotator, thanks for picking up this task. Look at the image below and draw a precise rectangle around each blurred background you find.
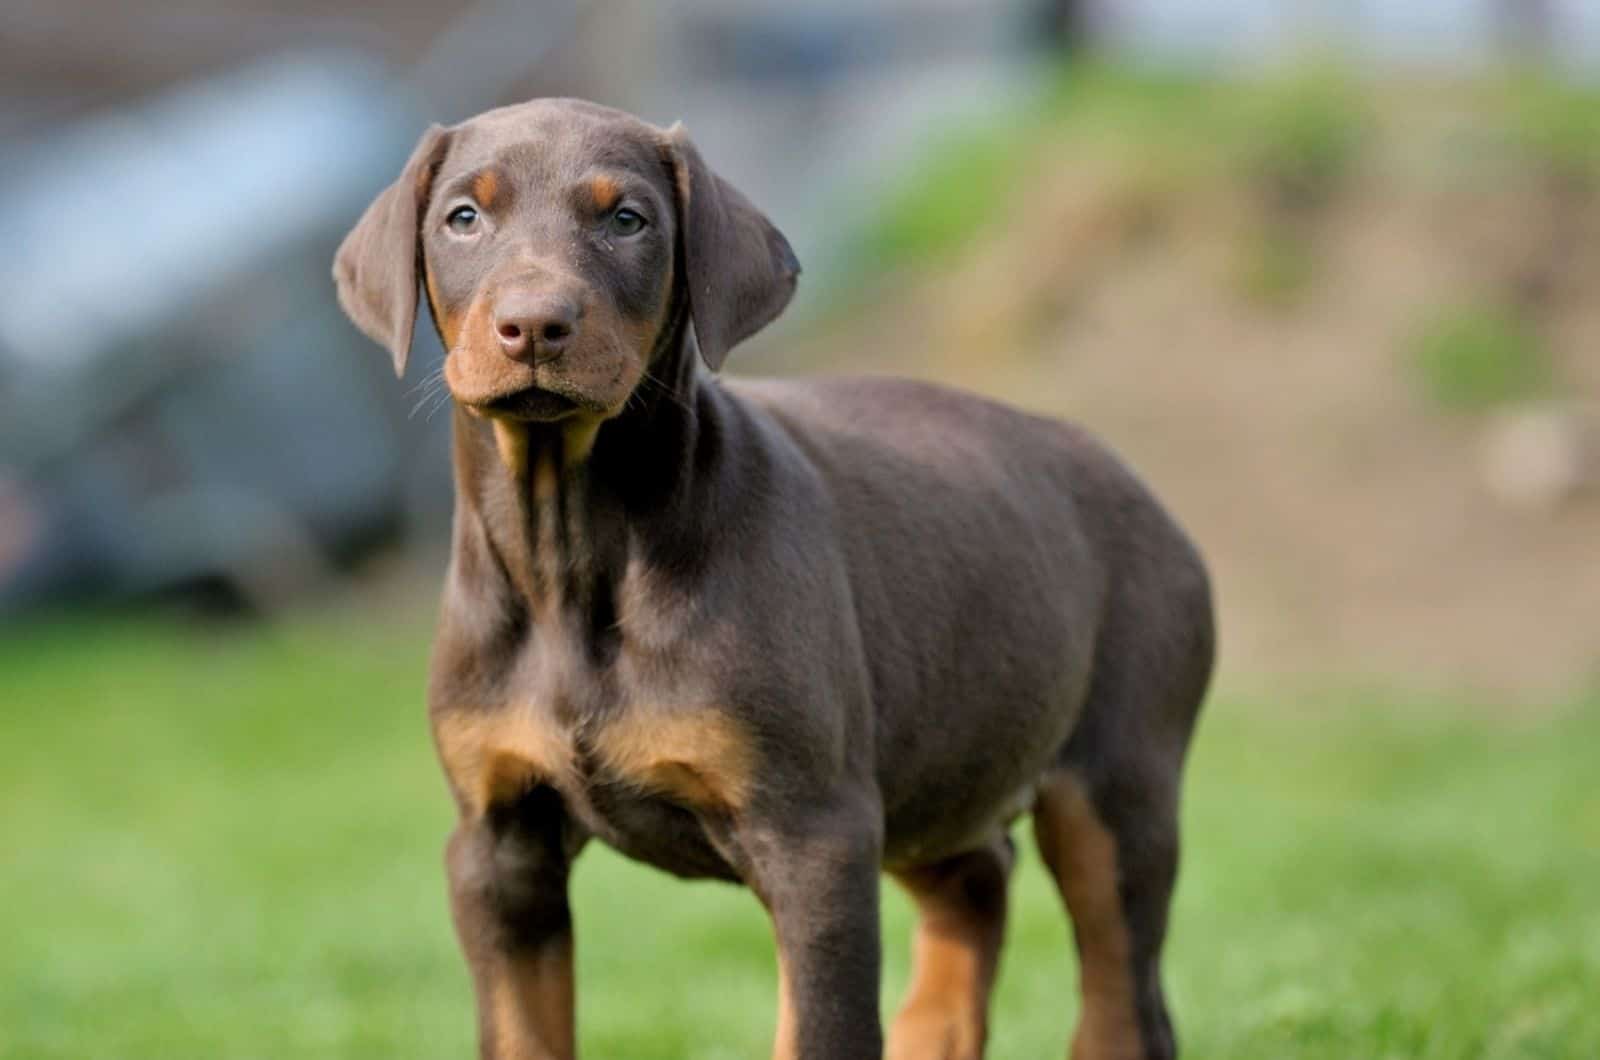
[3,2,1597,1058]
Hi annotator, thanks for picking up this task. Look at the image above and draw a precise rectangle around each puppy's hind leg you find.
[1031,497,1212,1060]
[886,834,1015,1060]
[1033,767,1179,1060]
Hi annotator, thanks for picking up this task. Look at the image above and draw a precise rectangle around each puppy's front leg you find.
[738,799,885,1060]
[446,786,580,1060]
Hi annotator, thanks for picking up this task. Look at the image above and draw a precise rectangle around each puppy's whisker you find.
[402,367,444,405]
[425,390,455,422]
[639,370,694,415]
[409,367,453,421]
[423,382,455,421]
[410,377,447,420]
[409,388,440,420]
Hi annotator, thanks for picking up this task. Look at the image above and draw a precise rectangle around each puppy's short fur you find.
[335,98,1214,1060]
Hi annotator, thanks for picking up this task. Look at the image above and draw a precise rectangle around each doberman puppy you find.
[334,98,1213,1060]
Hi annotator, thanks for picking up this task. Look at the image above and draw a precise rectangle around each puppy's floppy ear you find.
[664,123,800,371]
[332,124,452,377]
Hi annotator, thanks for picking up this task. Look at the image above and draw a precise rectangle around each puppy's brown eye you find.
[446,205,479,234]
[610,207,646,237]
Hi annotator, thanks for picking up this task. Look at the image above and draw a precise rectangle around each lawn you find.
[2,612,1596,1059]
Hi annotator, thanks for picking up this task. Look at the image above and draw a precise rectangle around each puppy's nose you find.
[492,290,579,364]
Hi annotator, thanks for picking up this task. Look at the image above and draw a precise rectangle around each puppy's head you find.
[333,98,799,422]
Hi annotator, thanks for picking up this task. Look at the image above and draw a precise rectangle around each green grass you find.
[3,614,1597,1058]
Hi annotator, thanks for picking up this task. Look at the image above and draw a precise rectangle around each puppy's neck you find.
[479,416,604,616]
[447,333,705,632]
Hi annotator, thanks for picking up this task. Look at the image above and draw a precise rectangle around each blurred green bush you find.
[1502,69,1600,184]
[861,121,1032,265]
[1410,304,1552,411]
[856,61,1373,276]
[1238,64,1370,214]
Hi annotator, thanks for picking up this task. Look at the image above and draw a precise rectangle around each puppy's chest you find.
[432,639,756,837]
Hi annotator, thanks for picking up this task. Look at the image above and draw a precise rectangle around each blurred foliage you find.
[1410,304,1552,411]
[1237,228,1316,308]
[856,64,1201,270]
[1236,64,1371,215]
[1499,68,1600,183]
[856,62,1372,275]
[1041,62,1230,143]
[860,120,1034,265]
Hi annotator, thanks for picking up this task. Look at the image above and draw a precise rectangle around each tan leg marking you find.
[887,846,1010,1060]
[485,938,575,1060]
[771,951,799,1060]
[1034,776,1142,1060]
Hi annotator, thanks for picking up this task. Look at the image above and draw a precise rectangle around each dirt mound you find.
[774,77,1600,701]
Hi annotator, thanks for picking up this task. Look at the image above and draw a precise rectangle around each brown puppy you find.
[334,98,1213,1060]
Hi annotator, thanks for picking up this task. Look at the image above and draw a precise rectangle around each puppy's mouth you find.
[476,387,581,422]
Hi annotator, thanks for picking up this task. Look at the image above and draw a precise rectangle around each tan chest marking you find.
[436,710,577,814]
[436,706,756,817]
[593,709,755,812]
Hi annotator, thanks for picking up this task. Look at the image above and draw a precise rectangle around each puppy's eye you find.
[446,205,480,234]
[610,207,647,237]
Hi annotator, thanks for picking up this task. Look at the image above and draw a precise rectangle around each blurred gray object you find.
[0,53,441,611]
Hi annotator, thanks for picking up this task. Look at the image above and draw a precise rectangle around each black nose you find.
[492,290,579,364]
